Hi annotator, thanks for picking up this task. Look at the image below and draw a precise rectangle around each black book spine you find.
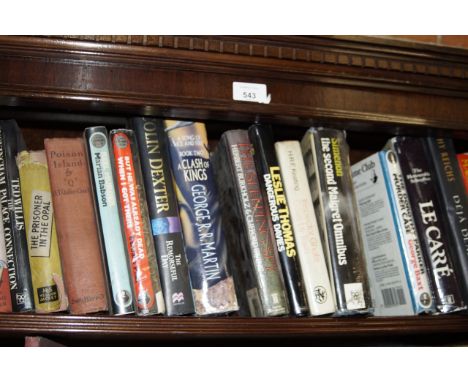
[302,128,372,315]
[248,123,308,316]
[133,118,195,316]
[0,120,34,312]
[393,137,465,313]
[425,137,468,304]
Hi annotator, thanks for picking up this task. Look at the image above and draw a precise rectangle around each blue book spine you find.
[165,120,238,315]
[85,126,135,315]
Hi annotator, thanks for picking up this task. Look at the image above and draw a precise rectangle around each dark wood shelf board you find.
[1,314,467,340]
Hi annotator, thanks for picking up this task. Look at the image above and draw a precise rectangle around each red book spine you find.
[111,130,164,315]
[457,153,468,194]
[0,210,12,313]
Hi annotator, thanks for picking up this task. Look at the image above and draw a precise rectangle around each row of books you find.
[0,118,467,317]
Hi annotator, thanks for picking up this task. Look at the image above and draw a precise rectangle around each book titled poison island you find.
[84,127,135,316]
[391,136,465,314]
[426,137,468,305]
[110,129,165,316]
[301,127,372,316]
[165,120,239,316]
[17,150,68,313]
[132,117,195,316]
[45,137,108,315]
[213,129,289,317]
[0,120,34,313]
[248,124,308,316]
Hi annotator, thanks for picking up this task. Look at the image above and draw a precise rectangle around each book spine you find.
[352,153,414,316]
[45,137,108,315]
[0,216,12,313]
[0,120,34,312]
[392,137,465,313]
[220,130,289,316]
[17,150,68,313]
[426,137,468,304]
[275,141,336,316]
[457,153,468,194]
[301,128,372,315]
[248,124,308,316]
[110,129,165,316]
[133,118,195,316]
[84,127,135,315]
[165,120,239,315]
[212,137,262,316]
[380,147,435,314]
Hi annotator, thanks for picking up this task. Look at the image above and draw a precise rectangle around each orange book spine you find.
[457,153,468,194]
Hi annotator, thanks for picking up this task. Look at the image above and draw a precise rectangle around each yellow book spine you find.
[17,150,68,313]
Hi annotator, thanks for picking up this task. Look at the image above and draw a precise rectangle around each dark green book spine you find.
[133,118,195,316]
[0,120,34,312]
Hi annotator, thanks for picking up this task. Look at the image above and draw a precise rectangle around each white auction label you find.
[232,82,271,104]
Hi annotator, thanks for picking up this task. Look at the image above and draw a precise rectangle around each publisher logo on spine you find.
[115,134,129,149]
[172,292,185,305]
[116,289,132,308]
[90,132,107,149]
[314,286,327,304]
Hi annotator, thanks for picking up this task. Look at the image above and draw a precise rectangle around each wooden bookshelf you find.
[1,35,468,345]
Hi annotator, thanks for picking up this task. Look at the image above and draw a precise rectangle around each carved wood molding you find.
[46,35,468,81]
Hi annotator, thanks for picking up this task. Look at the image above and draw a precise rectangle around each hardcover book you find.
[248,124,308,316]
[110,129,165,316]
[301,127,372,316]
[391,137,465,313]
[275,140,336,316]
[0,120,34,312]
[133,118,195,316]
[352,152,415,316]
[426,137,468,304]
[213,129,289,317]
[165,120,239,315]
[84,127,135,315]
[381,145,435,314]
[457,153,468,194]
[45,137,108,315]
[0,217,12,313]
[17,150,68,313]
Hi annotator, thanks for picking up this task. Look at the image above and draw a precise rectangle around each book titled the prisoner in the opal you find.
[214,130,289,317]
[17,150,68,313]
[248,124,308,316]
[165,120,239,315]
[301,127,372,315]
[352,153,415,316]
[426,137,468,305]
[0,120,34,313]
[275,141,336,316]
[133,118,195,316]
[84,127,135,316]
[110,129,165,316]
[392,137,465,314]
[381,144,435,314]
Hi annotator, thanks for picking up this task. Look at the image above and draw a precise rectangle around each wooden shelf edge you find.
[1,314,467,339]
